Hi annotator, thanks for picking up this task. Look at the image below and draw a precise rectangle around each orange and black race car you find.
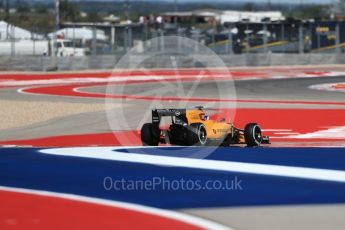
[141,106,270,147]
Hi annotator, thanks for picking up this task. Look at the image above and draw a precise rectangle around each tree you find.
[243,2,256,12]
[85,12,102,22]
[60,0,80,22]
[292,5,329,20]
[16,5,30,13]
[35,4,48,14]
[0,0,10,20]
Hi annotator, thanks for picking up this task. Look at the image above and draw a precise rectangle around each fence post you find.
[246,22,249,54]
[52,0,60,70]
[281,22,285,53]
[227,26,233,55]
[10,26,15,57]
[177,28,181,53]
[33,39,36,56]
[317,23,320,51]
[212,28,215,47]
[263,23,268,53]
[335,22,340,54]
[159,29,164,52]
[32,25,36,55]
[92,25,97,56]
[298,23,304,54]
[124,26,128,52]
[73,26,76,55]
[111,26,116,50]
[127,25,132,49]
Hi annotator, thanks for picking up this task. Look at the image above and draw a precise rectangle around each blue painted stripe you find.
[116,147,345,171]
[0,148,345,209]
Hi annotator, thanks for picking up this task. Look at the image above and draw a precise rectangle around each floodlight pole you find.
[5,0,9,21]
[53,0,60,68]
[55,0,60,32]
[174,0,178,25]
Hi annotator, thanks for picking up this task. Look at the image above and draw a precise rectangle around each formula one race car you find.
[141,106,270,147]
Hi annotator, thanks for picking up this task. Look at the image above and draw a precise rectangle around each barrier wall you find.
[0,54,345,71]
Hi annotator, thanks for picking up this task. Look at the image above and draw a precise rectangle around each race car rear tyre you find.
[244,123,262,147]
[187,123,207,146]
[141,123,159,146]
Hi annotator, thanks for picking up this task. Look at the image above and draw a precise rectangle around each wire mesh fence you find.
[2,21,345,57]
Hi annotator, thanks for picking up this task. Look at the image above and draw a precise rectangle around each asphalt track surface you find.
[1,74,345,143]
[85,76,345,103]
[1,69,345,229]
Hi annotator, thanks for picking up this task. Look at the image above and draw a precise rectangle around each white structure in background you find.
[0,21,43,40]
[219,11,284,24]
[103,14,121,23]
[162,10,285,24]
[0,21,87,56]
[156,16,163,24]
[139,16,145,24]
[48,27,108,42]
[0,39,87,56]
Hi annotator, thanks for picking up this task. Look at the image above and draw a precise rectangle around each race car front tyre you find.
[244,123,262,147]
[141,123,159,146]
[187,123,207,146]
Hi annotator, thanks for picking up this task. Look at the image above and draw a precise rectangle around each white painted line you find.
[285,126,345,139]
[237,77,259,81]
[0,186,230,230]
[17,87,39,96]
[324,71,345,77]
[2,76,167,86]
[40,147,345,183]
[5,70,345,88]
[0,145,17,148]
[274,132,300,135]
[262,129,292,132]
[309,82,345,93]
[2,75,231,87]
[270,75,288,79]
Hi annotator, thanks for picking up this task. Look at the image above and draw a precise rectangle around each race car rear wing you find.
[152,109,186,124]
